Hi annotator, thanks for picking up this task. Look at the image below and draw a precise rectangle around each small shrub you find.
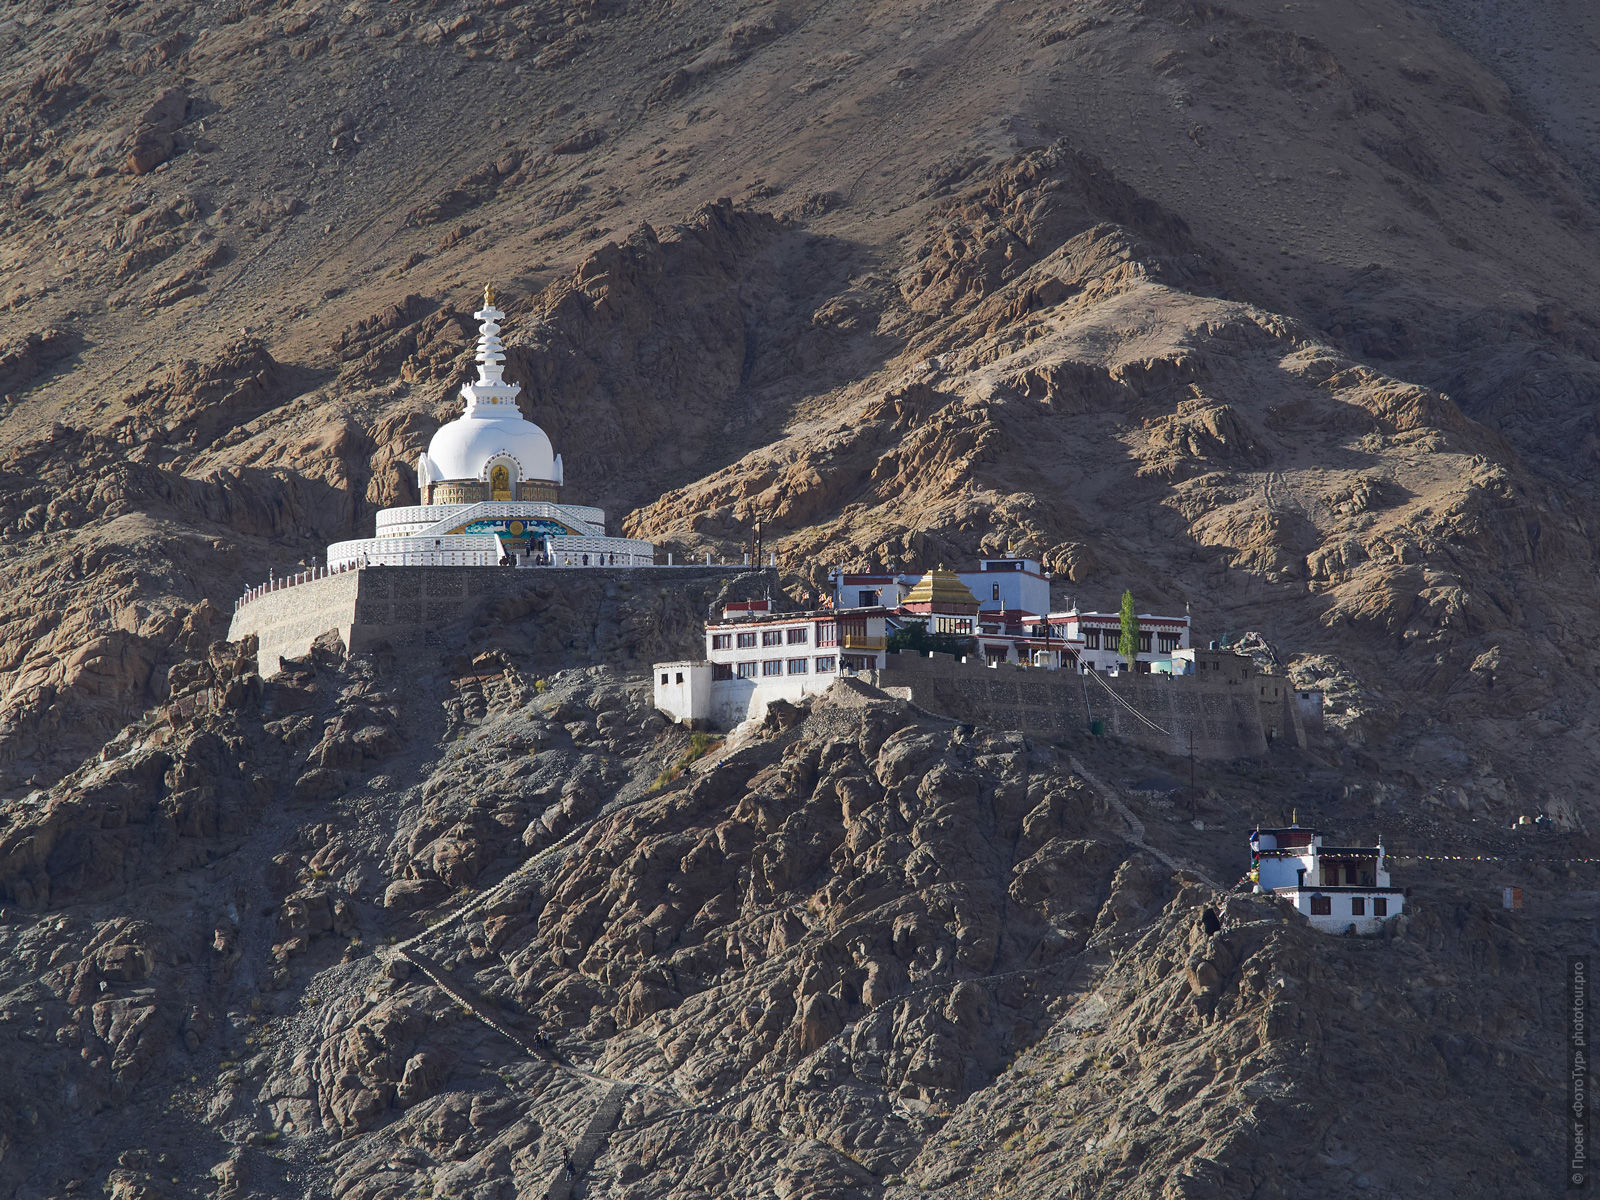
[651,733,724,791]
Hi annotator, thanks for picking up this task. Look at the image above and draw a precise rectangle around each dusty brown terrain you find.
[0,644,1575,1199]
[1,0,1598,1196]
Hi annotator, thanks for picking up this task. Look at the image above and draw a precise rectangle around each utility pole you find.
[1189,730,1196,814]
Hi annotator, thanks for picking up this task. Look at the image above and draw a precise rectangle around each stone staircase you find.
[398,948,551,1062]
[1069,754,1222,889]
[543,1083,628,1200]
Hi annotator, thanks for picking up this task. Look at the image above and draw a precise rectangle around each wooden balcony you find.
[842,632,887,650]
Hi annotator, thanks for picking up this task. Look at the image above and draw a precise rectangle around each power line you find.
[1388,853,1600,864]
[1085,667,1172,737]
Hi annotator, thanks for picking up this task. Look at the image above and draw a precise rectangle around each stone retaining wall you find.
[872,653,1307,760]
[228,565,770,678]
[227,570,362,678]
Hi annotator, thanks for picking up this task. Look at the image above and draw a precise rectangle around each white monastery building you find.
[830,558,1192,672]
[1250,825,1405,935]
[655,561,1203,730]
[325,286,655,570]
[654,600,888,728]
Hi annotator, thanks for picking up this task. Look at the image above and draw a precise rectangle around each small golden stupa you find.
[901,564,981,611]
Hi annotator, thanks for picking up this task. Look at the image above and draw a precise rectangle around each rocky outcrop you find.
[0,327,75,399]
[109,338,290,452]
[124,86,191,175]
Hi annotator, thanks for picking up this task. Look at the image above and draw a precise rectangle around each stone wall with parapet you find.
[871,653,1306,760]
[229,565,773,679]
[227,570,363,679]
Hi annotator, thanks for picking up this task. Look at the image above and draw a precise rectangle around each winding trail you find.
[1068,754,1222,890]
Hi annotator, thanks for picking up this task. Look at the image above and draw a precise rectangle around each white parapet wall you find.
[228,569,363,677]
[326,534,504,570]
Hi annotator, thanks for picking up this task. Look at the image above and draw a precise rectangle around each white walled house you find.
[655,562,1222,730]
[652,601,889,728]
[830,560,1191,673]
[831,557,1051,615]
[1250,825,1404,935]
[1052,608,1191,673]
[834,561,1072,668]
[653,661,712,725]
[830,570,911,612]
[960,558,1052,615]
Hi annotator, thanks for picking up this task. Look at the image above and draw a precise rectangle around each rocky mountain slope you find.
[1,0,1598,1195]
[0,639,1575,1198]
[2,0,1599,801]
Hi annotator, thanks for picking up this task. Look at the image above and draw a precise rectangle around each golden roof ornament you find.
[484,282,496,308]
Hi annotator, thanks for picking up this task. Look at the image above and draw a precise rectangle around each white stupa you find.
[326,286,655,569]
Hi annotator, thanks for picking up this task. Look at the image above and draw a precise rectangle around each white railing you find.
[327,534,504,571]
[234,560,362,613]
[375,500,606,539]
[537,535,656,567]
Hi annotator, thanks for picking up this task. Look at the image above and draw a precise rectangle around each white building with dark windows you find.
[1052,608,1192,674]
[1250,825,1404,935]
[655,562,1219,728]
[830,558,1192,672]
[654,600,888,728]
[831,557,1050,616]
[324,286,655,570]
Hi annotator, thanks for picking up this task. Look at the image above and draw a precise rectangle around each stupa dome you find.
[424,411,556,483]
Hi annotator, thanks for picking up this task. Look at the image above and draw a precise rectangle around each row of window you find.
[712,657,838,680]
[1309,896,1388,917]
[712,625,841,650]
[1077,630,1183,653]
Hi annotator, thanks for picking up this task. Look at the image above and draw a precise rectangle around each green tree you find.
[1119,589,1140,674]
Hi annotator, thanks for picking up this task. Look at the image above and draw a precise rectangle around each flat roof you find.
[1050,611,1191,626]
[964,561,1047,576]
[714,605,884,626]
